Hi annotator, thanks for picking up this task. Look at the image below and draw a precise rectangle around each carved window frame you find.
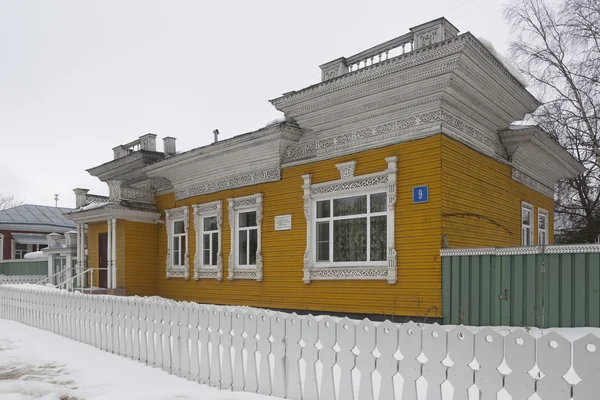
[0,233,3,260]
[538,208,548,246]
[302,157,398,284]
[521,202,534,246]
[165,206,190,279]
[228,193,263,281]
[192,200,223,280]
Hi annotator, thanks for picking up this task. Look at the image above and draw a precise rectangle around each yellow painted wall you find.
[124,221,158,296]
[441,135,554,247]
[116,219,126,289]
[155,135,444,317]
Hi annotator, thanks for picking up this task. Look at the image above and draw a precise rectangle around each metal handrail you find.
[36,269,64,286]
[62,267,110,294]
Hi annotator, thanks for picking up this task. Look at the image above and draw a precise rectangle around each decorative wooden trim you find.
[302,158,398,283]
[165,206,189,279]
[175,168,279,201]
[441,244,600,256]
[227,194,263,282]
[193,200,223,280]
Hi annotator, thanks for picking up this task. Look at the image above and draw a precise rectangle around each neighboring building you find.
[0,204,75,260]
[65,18,583,319]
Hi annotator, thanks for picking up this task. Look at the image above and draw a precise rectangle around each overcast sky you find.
[0,0,516,208]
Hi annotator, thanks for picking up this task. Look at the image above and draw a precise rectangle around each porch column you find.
[75,224,81,288]
[81,224,87,287]
[47,254,54,285]
[66,253,73,291]
[107,219,112,289]
[111,218,117,289]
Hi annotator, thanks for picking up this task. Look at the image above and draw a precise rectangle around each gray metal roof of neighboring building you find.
[0,204,75,231]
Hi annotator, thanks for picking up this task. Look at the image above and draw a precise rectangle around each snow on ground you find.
[0,319,282,400]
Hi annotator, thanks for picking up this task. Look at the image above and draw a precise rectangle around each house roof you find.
[0,204,75,232]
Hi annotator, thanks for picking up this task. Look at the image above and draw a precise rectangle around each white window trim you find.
[228,193,263,281]
[538,208,549,246]
[521,202,534,246]
[193,200,223,280]
[165,206,190,279]
[302,157,398,284]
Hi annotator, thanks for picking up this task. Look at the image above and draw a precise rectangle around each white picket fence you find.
[0,275,46,284]
[0,286,598,400]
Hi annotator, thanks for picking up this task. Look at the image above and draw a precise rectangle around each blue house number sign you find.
[413,186,429,203]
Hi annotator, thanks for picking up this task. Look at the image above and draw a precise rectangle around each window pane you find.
[333,218,367,261]
[174,220,185,234]
[203,234,210,265]
[203,249,210,265]
[204,216,217,231]
[316,222,330,262]
[317,200,330,218]
[249,229,258,265]
[370,216,387,261]
[174,237,180,252]
[181,239,186,265]
[239,230,247,265]
[173,250,179,265]
[239,211,257,228]
[334,195,367,217]
[522,208,531,225]
[370,193,387,213]
[211,232,218,266]
[539,214,546,230]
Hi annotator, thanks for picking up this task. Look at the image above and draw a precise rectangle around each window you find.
[538,209,548,245]
[302,157,398,283]
[315,193,387,265]
[522,202,534,246]
[0,234,3,260]
[14,242,28,259]
[172,220,186,266]
[228,194,263,281]
[165,206,190,279]
[193,200,223,280]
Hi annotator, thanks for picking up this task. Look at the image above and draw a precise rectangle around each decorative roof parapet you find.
[440,243,600,256]
[108,180,156,204]
[318,18,458,82]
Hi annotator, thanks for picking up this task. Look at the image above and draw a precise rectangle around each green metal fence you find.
[0,260,48,276]
[441,244,600,328]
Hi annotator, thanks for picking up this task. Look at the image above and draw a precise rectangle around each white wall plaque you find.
[274,215,292,231]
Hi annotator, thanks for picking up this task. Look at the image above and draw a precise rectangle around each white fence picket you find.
[302,315,319,399]
[2,286,600,400]
[398,321,422,400]
[232,309,245,392]
[285,313,302,400]
[474,328,504,400]
[220,310,233,390]
[337,317,357,400]
[198,306,211,385]
[180,303,191,380]
[189,305,201,383]
[422,324,447,400]
[447,326,475,400]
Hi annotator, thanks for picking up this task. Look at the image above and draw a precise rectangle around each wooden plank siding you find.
[440,135,554,248]
[123,221,158,296]
[155,135,444,318]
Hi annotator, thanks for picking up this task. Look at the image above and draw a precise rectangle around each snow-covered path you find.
[0,319,282,400]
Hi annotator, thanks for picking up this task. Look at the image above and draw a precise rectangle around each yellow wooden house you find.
[65,18,583,319]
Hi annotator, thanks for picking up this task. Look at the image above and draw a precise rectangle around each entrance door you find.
[98,232,108,288]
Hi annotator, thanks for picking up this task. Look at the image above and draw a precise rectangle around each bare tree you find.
[0,193,23,211]
[505,0,600,243]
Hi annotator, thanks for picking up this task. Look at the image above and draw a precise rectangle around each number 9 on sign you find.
[413,185,429,203]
